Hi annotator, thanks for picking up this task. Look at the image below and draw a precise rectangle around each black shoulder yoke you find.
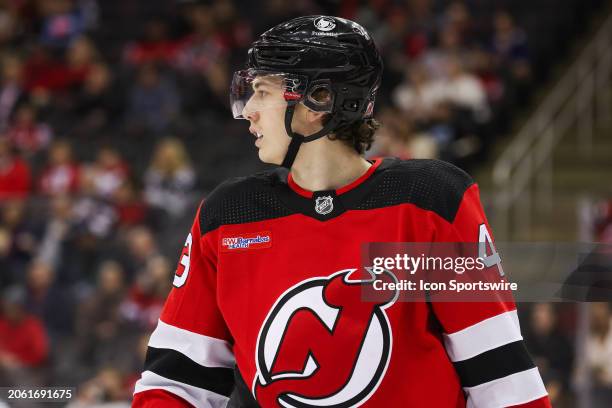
[199,158,474,234]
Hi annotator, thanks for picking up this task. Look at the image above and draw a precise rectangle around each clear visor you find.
[230,69,308,119]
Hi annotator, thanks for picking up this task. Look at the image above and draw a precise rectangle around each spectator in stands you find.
[594,200,612,243]
[524,304,574,396]
[212,0,252,50]
[126,63,180,135]
[38,0,98,50]
[124,332,151,397]
[36,195,78,281]
[0,2,21,47]
[71,62,123,135]
[113,179,149,228]
[422,24,467,81]
[84,146,129,198]
[392,62,456,158]
[368,5,412,60]
[344,0,388,47]
[124,17,182,66]
[0,285,49,369]
[23,36,97,97]
[5,103,52,157]
[25,259,75,338]
[369,106,438,160]
[440,2,474,45]
[71,176,118,240]
[584,302,612,405]
[39,140,81,196]
[440,55,490,163]
[1,201,35,287]
[76,261,128,365]
[66,35,98,75]
[491,11,530,77]
[144,137,195,219]
[174,3,229,114]
[121,225,160,280]
[0,54,27,132]
[175,7,229,101]
[120,255,171,331]
[393,62,446,123]
[443,55,489,123]
[490,10,532,106]
[68,366,131,407]
[0,228,12,287]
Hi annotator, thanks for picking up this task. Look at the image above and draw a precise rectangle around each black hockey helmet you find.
[230,15,383,168]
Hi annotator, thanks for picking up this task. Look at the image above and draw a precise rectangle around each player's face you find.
[242,76,291,165]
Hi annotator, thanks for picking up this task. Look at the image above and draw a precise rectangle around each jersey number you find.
[173,233,192,288]
[478,224,504,276]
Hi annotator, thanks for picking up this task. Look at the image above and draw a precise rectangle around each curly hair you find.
[324,117,381,155]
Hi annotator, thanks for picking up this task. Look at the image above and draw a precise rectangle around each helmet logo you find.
[283,77,303,101]
[315,195,334,215]
[314,17,336,32]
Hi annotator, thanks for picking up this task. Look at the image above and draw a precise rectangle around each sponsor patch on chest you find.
[220,231,272,252]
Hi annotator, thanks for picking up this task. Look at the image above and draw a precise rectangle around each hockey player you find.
[133,16,551,407]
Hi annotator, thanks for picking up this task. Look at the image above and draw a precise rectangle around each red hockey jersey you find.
[133,158,551,408]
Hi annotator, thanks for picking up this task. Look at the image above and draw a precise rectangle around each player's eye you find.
[257,90,267,98]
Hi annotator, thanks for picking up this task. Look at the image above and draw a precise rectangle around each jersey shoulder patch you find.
[199,169,294,235]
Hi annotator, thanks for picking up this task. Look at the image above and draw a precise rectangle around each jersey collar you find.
[287,158,382,199]
[276,158,386,221]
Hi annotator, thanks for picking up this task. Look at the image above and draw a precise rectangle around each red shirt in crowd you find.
[0,156,31,199]
[24,60,91,93]
[120,285,165,331]
[0,314,49,367]
[124,39,184,65]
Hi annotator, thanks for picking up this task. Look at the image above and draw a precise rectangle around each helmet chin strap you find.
[280,101,341,169]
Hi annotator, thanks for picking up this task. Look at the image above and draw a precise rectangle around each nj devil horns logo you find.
[253,268,399,407]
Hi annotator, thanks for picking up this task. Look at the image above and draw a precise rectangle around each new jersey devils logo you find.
[253,268,399,407]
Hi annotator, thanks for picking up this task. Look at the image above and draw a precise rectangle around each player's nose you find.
[242,99,259,121]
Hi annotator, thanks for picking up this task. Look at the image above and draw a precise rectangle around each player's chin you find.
[257,148,283,166]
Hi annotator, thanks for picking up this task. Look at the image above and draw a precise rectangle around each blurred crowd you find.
[0,0,607,406]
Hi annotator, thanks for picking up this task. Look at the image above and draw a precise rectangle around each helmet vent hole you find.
[256,47,303,65]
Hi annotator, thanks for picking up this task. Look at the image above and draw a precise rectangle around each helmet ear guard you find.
[303,80,334,113]
[302,80,377,123]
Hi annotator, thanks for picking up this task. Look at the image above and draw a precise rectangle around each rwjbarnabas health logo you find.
[220,231,272,251]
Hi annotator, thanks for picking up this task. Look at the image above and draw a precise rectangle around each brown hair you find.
[324,117,380,155]
[310,87,380,154]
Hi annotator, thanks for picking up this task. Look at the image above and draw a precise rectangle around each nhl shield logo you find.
[314,17,336,32]
[315,195,334,215]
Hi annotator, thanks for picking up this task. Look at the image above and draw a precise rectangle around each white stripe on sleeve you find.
[148,319,235,368]
[465,367,548,408]
[443,310,522,362]
[134,370,229,408]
